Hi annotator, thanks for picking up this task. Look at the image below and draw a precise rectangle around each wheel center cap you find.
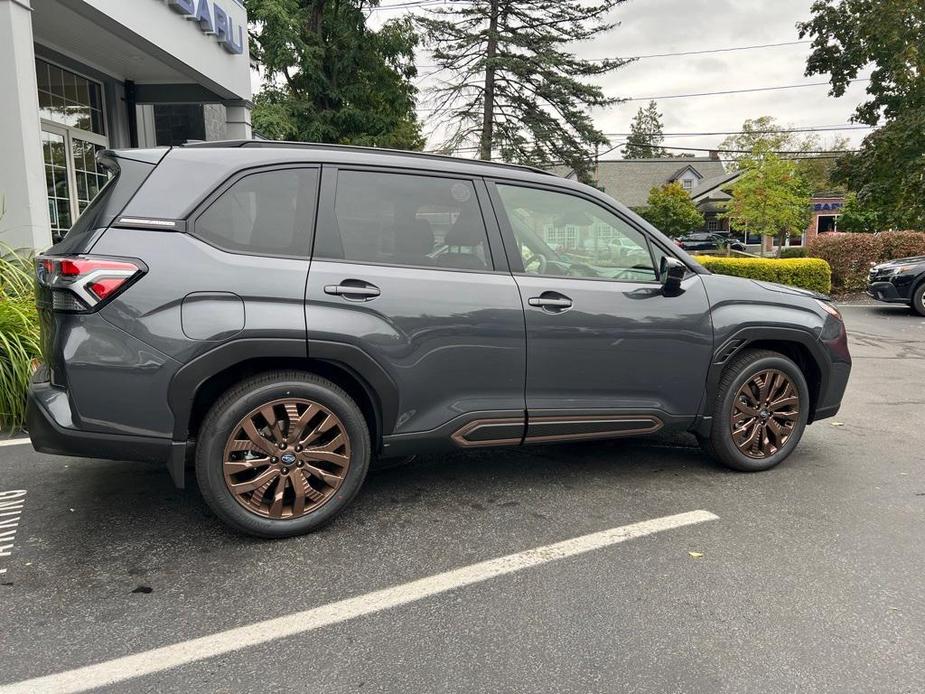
[280,452,297,466]
[759,409,770,420]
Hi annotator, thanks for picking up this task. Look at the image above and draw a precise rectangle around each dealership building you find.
[1,0,253,250]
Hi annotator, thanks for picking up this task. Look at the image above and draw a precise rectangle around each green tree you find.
[418,0,628,182]
[798,0,925,228]
[837,192,886,233]
[245,0,424,149]
[723,150,811,257]
[638,183,704,237]
[624,101,667,158]
[832,111,925,230]
[719,116,849,193]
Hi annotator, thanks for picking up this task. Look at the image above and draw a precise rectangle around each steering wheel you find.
[523,252,548,274]
[609,267,637,280]
[569,262,606,278]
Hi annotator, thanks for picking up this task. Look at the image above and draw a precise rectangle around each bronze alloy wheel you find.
[222,398,351,519]
[730,368,801,459]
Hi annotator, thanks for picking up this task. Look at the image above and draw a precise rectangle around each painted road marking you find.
[0,439,30,448]
[0,490,27,576]
[0,510,718,693]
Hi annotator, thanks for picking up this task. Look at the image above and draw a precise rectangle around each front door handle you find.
[528,291,573,312]
[324,280,381,300]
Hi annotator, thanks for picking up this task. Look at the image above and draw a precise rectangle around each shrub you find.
[0,249,40,432]
[779,247,806,258]
[806,231,925,292]
[693,256,831,294]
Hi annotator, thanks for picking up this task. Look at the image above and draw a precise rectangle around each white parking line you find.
[0,509,718,694]
[0,439,30,448]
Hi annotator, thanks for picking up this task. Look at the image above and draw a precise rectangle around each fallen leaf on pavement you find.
[688,551,704,559]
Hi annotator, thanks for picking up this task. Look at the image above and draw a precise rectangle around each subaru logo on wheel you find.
[280,452,297,465]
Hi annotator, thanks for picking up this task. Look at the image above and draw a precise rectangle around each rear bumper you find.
[27,382,172,464]
[867,281,907,304]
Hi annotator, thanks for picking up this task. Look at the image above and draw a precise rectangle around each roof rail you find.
[181,139,555,176]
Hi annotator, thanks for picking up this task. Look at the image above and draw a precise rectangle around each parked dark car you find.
[867,256,925,316]
[675,232,746,253]
[28,142,851,538]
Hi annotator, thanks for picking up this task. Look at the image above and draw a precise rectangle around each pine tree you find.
[418,0,629,182]
[623,101,667,158]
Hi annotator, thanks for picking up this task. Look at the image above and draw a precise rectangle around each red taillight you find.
[36,255,144,312]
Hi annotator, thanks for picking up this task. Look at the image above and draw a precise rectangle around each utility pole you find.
[479,0,500,161]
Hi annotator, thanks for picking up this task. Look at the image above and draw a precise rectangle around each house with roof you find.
[553,156,741,234]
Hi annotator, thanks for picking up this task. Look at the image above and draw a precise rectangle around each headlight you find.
[815,299,842,320]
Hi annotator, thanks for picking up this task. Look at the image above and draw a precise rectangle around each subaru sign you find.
[166,0,245,55]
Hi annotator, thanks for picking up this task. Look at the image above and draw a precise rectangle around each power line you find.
[602,125,874,137]
[415,78,869,111]
[621,78,869,102]
[370,0,466,11]
[618,142,858,155]
[416,40,812,68]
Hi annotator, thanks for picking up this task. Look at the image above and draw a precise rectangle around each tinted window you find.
[196,168,318,257]
[317,171,491,271]
[495,185,657,282]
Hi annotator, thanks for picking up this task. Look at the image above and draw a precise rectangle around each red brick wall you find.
[804,196,845,243]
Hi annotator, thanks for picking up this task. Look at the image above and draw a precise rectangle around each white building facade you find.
[1,0,252,250]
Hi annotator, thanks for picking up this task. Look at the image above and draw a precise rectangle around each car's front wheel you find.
[702,349,810,472]
[195,371,370,538]
[911,282,925,317]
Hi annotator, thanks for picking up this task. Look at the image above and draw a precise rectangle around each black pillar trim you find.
[125,80,138,148]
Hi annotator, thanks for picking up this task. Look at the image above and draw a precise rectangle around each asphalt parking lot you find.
[0,304,923,693]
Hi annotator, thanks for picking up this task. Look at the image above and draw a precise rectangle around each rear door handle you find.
[528,292,573,311]
[324,281,381,300]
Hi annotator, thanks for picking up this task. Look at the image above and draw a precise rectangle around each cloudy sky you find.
[365,0,874,158]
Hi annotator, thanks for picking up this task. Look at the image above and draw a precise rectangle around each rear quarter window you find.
[194,168,319,258]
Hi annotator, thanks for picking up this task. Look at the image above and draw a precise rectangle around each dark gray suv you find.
[28,142,851,538]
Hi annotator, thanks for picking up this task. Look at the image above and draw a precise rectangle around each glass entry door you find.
[36,58,109,242]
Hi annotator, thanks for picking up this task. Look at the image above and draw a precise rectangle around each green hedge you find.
[693,256,832,294]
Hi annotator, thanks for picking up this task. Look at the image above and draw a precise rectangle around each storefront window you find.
[36,59,109,241]
[36,58,105,136]
[42,130,72,239]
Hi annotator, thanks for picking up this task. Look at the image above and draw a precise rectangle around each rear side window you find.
[195,168,319,257]
[315,170,492,271]
[56,155,155,253]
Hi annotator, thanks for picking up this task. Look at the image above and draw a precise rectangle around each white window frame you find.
[37,58,109,231]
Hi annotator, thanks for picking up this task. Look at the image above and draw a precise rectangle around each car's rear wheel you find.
[702,349,809,472]
[196,371,370,538]
[912,282,925,317]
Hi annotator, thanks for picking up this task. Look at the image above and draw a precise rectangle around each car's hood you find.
[872,255,925,270]
[750,280,829,301]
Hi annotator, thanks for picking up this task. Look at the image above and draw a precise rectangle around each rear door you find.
[305,166,527,448]
[488,180,714,441]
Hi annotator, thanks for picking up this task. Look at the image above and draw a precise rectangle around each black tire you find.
[702,349,810,472]
[195,370,370,538]
[911,282,925,317]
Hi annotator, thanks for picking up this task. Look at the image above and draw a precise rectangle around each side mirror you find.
[660,256,686,296]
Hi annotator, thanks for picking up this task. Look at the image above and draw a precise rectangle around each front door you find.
[489,181,714,441]
[305,167,526,450]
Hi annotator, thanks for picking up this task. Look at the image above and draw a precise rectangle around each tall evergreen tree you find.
[245,0,424,149]
[623,101,667,158]
[418,0,629,181]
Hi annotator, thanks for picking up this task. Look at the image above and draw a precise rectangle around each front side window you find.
[316,171,491,271]
[195,169,319,257]
[495,185,657,282]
